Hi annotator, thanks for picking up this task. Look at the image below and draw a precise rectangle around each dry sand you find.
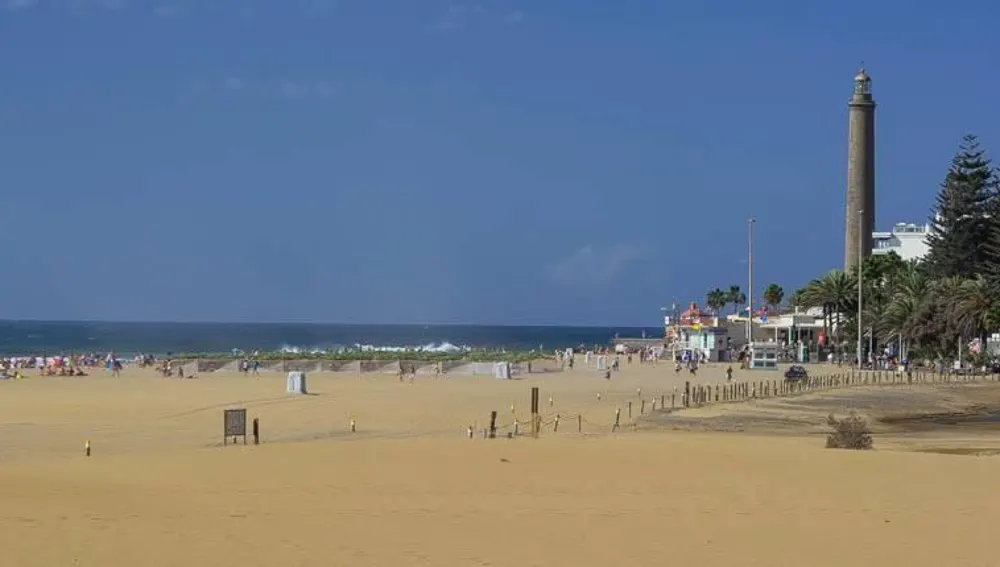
[1,362,998,566]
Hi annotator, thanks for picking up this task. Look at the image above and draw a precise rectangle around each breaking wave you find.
[277,342,468,355]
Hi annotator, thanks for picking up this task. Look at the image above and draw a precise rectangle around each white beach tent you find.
[492,362,511,380]
[286,371,308,394]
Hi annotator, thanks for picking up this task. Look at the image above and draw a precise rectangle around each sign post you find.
[224,408,248,445]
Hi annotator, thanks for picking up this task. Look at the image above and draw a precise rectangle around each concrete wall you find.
[400,361,439,375]
[525,361,552,374]
[440,360,470,373]
[447,362,497,376]
[165,358,563,376]
[318,360,357,372]
[280,360,321,373]
[194,359,231,373]
[217,360,243,372]
[359,360,400,373]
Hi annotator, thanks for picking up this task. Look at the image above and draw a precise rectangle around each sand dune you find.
[0,363,998,566]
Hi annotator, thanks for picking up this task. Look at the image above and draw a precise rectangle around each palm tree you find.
[727,285,742,315]
[706,288,728,315]
[798,270,856,352]
[864,281,892,351]
[882,263,929,358]
[932,276,968,358]
[762,283,784,314]
[797,253,1000,363]
[788,288,803,310]
[953,275,1000,347]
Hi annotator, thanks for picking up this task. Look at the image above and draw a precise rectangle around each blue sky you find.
[1,0,998,326]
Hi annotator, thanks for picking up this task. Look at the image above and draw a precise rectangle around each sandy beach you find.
[2,362,999,566]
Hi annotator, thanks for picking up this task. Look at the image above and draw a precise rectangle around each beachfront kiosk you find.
[667,302,730,362]
[748,342,778,370]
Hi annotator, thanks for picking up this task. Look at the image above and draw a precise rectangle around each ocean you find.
[0,321,664,356]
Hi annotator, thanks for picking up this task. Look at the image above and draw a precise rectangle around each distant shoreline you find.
[0,320,664,358]
[170,350,549,363]
[0,319,655,329]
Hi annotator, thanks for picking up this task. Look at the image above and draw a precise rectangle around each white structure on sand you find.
[286,371,308,394]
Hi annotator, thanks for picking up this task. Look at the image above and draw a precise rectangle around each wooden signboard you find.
[224,408,247,445]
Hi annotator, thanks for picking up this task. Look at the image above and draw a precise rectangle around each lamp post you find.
[662,304,677,360]
[856,209,864,370]
[747,217,756,345]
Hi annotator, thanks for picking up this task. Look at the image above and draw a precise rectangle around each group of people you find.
[0,352,153,379]
[0,354,97,378]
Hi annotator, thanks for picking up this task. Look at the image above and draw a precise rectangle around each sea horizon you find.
[0,320,665,357]
[0,318,660,328]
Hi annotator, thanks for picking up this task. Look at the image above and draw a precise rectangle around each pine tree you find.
[923,134,996,279]
[980,169,1000,277]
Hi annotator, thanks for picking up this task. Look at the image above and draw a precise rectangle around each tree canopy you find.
[794,134,1000,363]
[922,134,997,279]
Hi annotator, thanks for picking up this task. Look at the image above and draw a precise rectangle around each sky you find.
[1,0,999,326]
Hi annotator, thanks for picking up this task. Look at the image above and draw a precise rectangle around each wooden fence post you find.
[530,387,540,438]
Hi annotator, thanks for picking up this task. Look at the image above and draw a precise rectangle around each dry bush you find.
[825,412,874,450]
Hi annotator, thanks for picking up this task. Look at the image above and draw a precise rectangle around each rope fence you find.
[471,368,1000,439]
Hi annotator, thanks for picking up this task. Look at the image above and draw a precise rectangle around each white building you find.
[872,222,930,262]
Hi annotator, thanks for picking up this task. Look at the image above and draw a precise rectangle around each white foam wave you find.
[277,342,467,354]
[277,345,329,355]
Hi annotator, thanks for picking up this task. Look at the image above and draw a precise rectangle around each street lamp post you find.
[856,209,864,370]
[662,304,677,361]
[747,217,756,345]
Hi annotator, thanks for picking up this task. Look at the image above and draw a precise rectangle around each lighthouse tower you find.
[844,69,876,271]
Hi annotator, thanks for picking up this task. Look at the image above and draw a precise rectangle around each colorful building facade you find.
[665,302,730,362]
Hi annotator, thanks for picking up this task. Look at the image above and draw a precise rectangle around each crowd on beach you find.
[556,344,665,374]
[0,352,161,379]
[1,354,98,379]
